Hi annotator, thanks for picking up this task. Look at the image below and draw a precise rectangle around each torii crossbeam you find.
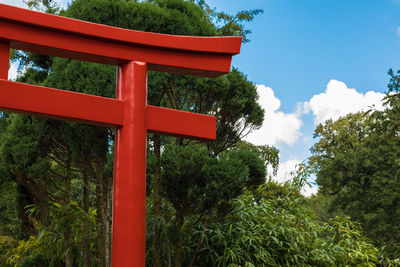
[0,4,241,266]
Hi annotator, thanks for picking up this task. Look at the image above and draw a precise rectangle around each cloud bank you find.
[8,62,18,81]
[244,85,302,147]
[0,0,26,8]
[304,80,385,125]
[245,80,386,197]
[269,158,317,197]
[0,0,70,10]
[273,159,301,183]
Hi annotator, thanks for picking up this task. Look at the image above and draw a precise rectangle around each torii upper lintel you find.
[0,3,241,77]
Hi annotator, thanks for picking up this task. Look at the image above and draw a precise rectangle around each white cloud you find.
[57,0,70,9]
[0,0,70,9]
[273,159,301,183]
[8,62,19,81]
[301,184,318,197]
[245,84,303,147]
[304,80,385,125]
[270,158,318,197]
[0,0,26,8]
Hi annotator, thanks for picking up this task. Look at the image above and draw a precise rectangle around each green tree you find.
[380,69,400,134]
[145,142,272,266]
[310,109,400,259]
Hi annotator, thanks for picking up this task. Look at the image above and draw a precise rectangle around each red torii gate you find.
[0,4,241,266]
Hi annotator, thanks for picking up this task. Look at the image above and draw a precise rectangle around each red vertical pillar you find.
[0,41,9,80]
[112,61,147,266]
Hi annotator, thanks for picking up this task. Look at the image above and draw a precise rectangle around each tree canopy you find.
[309,70,400,259]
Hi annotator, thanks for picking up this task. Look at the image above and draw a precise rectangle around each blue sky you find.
[2,0,400,195]
[211,0,400,98]
[205,0,400,194]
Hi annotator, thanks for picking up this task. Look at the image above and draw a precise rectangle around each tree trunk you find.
[64,225,72,267]
[174,213,184,267]
[188,212,212,267]
[64,154,73,267]
[95,161,105,267]
[153,135,163,267]
[103,174,112,267]
[15,183,37,237]
[168,239,172,267]
[15,176,49,236]
[82,165,91,267]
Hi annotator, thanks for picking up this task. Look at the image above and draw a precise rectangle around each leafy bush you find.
[195,184,390,266]
[4,201,97,266]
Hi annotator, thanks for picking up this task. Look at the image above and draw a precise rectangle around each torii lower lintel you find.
[0,79,216,139]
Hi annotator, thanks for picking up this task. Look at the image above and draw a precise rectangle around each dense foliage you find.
[0,0,399,266]
[1,0,268,266]
[309,70,400,260]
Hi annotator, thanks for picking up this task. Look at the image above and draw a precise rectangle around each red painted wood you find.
[0,80,124,127]
[112,61,147,266]
[0,79,217,138]
[0,41,9,80]
[147,105,216,140]
[0,4,241,77]
[0,4,241,55]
